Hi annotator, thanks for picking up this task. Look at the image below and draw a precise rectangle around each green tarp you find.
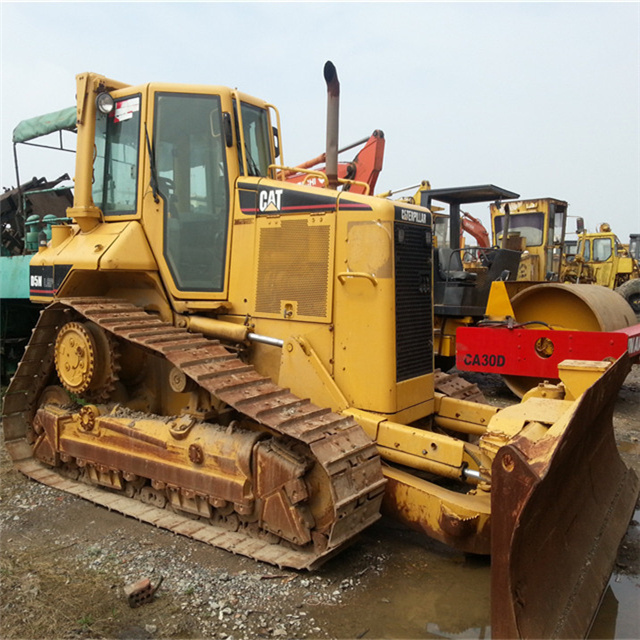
[12,106,77,144]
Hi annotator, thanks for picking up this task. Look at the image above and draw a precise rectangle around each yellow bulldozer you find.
[3,64,639,638]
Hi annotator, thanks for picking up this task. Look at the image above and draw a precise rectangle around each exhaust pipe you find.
[500,203,511,249]
[324,61,340,189]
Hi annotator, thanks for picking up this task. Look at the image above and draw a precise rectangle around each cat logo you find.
[259,188,283,212]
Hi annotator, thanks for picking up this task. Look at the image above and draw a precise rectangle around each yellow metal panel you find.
[99,221,157,271]
[344,220,392,277]
[557,359,612,401]
[279,335,349,413]
[395,375,435,422]
[30,221,128,272]
[434,393,498,429]
[485,281,515,319]
[334,207,397,413]
[617,256,635,276]
[376,421,465,469]
[227,210,257,318]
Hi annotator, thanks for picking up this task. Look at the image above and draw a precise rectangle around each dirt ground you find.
[1,365,638,640]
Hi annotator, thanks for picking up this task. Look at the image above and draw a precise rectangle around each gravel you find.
[0,445,390,638]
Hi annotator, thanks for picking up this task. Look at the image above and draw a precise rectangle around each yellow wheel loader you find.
[561,223,640,319]
[2,64,638,638]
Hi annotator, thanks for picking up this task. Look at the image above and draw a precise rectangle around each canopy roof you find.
[12,106,77,144]
[421,184,520,206]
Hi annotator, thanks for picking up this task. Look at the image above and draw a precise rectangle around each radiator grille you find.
[395,223,433,381]
[256,219,331,319]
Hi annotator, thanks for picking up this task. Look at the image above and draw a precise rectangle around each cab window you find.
[592,238,612,262]
[235,101,272,177]
[494,212,544,246]
[432,215,449,248]
[93,95,141,215]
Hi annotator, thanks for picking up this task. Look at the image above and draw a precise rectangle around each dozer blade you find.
[491,355,639,639]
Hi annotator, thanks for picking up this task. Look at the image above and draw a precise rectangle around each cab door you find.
[592,236,614,286]
[152,91,231,295]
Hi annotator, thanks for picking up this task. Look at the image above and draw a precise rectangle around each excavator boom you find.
[284,129,385,194]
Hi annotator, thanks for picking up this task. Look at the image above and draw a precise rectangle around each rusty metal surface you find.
[490,355,640,639]
[2,298,386,570]
[381,465,491,555]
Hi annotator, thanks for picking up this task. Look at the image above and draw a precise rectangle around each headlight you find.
[96,92,115,115]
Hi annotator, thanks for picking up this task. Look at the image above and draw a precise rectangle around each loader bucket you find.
[491,355,639,639]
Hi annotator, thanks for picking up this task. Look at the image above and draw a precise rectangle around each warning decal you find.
[114,97,140,123]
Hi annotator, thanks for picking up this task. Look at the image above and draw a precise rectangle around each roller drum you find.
[503,283,636,396]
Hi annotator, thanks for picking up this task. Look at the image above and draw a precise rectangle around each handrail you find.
[268,164,370,194]
[336,271,378,286]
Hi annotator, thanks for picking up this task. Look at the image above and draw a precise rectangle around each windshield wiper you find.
[145,124,159,203]
[245,144,261,177]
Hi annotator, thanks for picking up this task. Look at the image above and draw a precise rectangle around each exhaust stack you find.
[324,61,340,189]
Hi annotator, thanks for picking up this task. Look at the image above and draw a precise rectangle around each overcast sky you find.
[1,1,638,242]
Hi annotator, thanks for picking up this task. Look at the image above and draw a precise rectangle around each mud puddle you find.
[319,515,639,640]
[316,520,491,639]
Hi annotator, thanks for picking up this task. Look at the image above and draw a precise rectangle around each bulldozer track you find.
[434,369,486,404]
[2,298,386,570]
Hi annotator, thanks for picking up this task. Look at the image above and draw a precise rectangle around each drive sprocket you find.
[54,321,119,402]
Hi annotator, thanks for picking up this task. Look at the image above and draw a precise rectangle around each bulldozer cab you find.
[490,198,568,281]
[86,79,278,303]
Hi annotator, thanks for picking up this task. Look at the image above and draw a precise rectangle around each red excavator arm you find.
[461,210,491,247]
[285,130,385,195]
